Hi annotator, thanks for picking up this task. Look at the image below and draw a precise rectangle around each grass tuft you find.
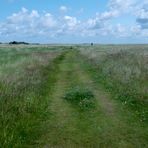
[63,86,95,110]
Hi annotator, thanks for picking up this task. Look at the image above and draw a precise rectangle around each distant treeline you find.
[9,41,29,45]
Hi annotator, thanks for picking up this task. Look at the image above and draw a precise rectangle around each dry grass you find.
[80,45,148,122]
[0,45,64,147]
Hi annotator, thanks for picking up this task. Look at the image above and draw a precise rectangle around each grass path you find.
[38,50,147,148]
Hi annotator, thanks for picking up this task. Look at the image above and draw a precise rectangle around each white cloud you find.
[0,0,148,42]
[63,16,80,30]
[7,7,39,24]
[113,24,130,37]
[0,8,58,38]
[134,1,148,29]
[85,10,118,31]
[88,0,148,37]
[87,18,101,29]
[109,0,136,13]
[30,10,40,18]
[99,10,119,20]
[60,6,68,12]
[131,24,141,35]
[41,13,57,28]
[0,7,82,38]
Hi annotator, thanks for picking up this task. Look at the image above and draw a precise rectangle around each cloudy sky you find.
[0,0,148,43]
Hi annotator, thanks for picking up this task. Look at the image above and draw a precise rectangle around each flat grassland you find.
[0,44,147,147]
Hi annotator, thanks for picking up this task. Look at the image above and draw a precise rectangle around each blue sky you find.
[0,0,148,43]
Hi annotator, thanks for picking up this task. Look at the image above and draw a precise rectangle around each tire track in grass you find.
[39,51,83,147]
[43,51,120,147]
[39,50,147,148]
[77,51,148,148]
[39,51,102,147]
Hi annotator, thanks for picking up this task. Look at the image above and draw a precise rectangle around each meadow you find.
[80,45,148,122]
[0,44,147,147]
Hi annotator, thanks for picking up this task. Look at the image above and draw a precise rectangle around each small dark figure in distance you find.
[91,43,93,46]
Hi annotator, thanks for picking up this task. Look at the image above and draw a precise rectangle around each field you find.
[0,44,148,147]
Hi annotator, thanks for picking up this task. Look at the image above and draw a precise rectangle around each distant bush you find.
[91,43,93,46]
[63,86,95,110]
[9,41,29,45]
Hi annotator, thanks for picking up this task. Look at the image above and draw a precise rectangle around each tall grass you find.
[80,45,148,122]
[0,45,65,147]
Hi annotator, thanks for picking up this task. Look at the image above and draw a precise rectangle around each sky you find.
[0,0,148,43]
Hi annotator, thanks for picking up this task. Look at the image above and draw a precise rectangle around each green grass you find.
[0,45,148,147]
[0,45,66,147]
[63,86,95,110]
[39,50,147,147]
[80,45,148,123]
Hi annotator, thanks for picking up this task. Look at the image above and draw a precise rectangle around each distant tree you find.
[91,43,93,46]
[9,41,17,44]
[9,41,29,45]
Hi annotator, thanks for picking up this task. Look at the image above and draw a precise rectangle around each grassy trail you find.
[39,50,147,148]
